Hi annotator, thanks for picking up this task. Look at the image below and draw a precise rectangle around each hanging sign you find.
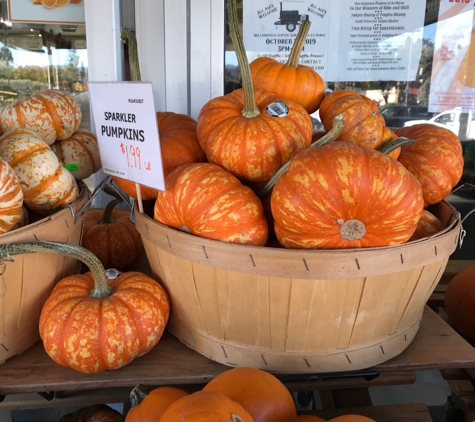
[88,82,165,192]
[7,0,85,24]
[428,0,475,113]
[242,0,426,82]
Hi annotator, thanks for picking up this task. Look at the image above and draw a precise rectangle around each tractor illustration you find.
[274,1,309,33]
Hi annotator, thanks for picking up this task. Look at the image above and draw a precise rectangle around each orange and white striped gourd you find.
[0,158,24,234]
[0,128,79,213]
[51,130,102,180]
[0,89,82,145]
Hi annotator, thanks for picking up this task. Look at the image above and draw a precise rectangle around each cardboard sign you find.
[8,0,85,24]
[88,82,165,192]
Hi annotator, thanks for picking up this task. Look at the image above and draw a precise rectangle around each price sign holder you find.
[88,81,164,212]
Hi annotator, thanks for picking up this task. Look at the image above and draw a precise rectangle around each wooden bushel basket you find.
[135,200,462,373]
[0,185,91,365]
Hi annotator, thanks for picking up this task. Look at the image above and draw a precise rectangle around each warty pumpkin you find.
[0,128,79,213]
[112,111,206,200]
[319,90,398,152]
[81,199,144,270]
[394,123,464,207]
[0,158,23,234]
[249,20,325,114]
[58,404,124,422]
[444,265,475,341]
[159,390,255,422]
[0,89,82,145]
[51,129,102,180]
[271,141,424,249]
[125,384,189,422]
[197,0,312,183]
[154,162,268,246]
[0,241,172,373]
[203,367,297,422]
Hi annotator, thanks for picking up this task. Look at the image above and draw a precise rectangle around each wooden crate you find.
[135,200,462,373]
[0,186,90,365]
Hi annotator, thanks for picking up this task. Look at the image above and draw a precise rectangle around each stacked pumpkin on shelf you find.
[145,0,463,252]
[0,88,102,232]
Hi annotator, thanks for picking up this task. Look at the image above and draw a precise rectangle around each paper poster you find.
[428,0,475,113]
[243,0,426,82]
[88,82,165,192]
[8,0,85,24]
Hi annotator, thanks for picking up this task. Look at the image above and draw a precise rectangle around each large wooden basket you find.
[135,200,462,373]
[0,186,91,365]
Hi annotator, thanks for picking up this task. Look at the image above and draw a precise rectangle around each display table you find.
[1,260,474,418]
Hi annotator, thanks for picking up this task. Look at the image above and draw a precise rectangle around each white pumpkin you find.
[0,158,24,234]
[51,130,102,180]
[0,128,79,213]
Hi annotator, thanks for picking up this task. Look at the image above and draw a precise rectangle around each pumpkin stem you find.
[129,384,149,407]
[378,136,415,155]
[0,241,113,299]
[227,0,260,118]
[231,414,245,422]
[98,199,122,225]
[256,113,345,198]
[286,19,311,68]
[121,28,141,82]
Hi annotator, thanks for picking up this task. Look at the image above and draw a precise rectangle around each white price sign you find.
[88,82,165,192]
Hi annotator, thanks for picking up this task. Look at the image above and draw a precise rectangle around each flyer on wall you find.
[428,0,475,113]
[242,0,426,82]
[8,0,85,24]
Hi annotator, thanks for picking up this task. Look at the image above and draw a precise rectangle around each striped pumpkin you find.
[0,128,79,213]
[0,158,24,234]
[0,89,82,145]
[51,130,102,180]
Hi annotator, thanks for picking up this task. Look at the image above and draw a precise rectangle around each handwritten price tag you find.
[88,82,165,191]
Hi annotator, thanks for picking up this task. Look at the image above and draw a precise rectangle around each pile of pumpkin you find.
[0,88,102,235]
[118,0,463,251]
[57,366,376,422]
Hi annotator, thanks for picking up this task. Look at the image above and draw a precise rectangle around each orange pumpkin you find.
[0,89,81,145]
[31,241,170,373]
[0,128,79,213]
[394,124,464,207]
[328,416,376,422]
[0,158,23,234]
[203,367,297,422]
[271,141,424,249]
[112,111,206,200]
[58,404,124,422]
[444,265,475,341]
[249,20,325,114]
[319,90,398,151]
[409,209,444,241]
[154,163,268,246]
[159,390,255,422]
[51,130,102,180]
[197,0,312,183]
[125,384,189,422]
[81,199,144,270]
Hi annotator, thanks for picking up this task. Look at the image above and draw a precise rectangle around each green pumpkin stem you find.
[0,241,113,299]
[257,113,345,198]
[129,384,149,407]
[121,28,141,82]
[227,0,260,118]
[98,199,122,225]
[286,20,311,68]
[378,136,415,155]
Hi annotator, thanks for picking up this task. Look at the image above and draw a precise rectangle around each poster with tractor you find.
[8,0,85,24]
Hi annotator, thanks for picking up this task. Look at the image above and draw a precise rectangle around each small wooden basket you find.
[0,186,91,365]
[135,200,462,373]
